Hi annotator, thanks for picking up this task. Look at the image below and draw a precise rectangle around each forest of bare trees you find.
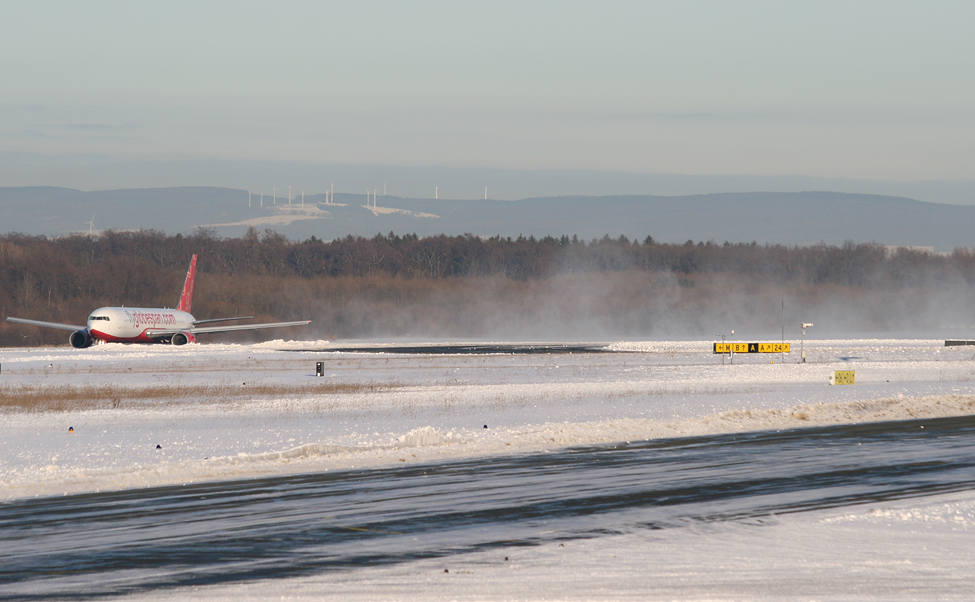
[3,227,974,346]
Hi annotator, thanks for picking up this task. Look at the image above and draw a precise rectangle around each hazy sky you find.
[2,0,974,184]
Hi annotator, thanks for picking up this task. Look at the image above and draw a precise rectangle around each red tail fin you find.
[177,255,197,313]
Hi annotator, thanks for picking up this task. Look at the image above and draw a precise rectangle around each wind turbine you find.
[86,214,97,237]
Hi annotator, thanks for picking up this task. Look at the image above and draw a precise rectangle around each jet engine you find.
[69,330,93,348]
[171,331,196,346]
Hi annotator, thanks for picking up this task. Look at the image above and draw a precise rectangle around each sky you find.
[1,1,974,193]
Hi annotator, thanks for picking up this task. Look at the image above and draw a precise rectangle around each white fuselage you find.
[87,307,195,343]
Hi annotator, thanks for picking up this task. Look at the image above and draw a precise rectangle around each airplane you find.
[5,255,311,348]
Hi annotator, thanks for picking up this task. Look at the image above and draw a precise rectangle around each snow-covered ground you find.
[2,338,975,501]
[3,338,975,600]
[121,491,975,602]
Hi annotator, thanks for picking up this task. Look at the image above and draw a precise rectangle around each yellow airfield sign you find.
[714,343,752,354]
[714,342,790,354]
[832,370,856,385]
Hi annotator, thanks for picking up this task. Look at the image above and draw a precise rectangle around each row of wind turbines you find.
[245,183,492,208]
[80,182,492,236]
[247,184,341,208]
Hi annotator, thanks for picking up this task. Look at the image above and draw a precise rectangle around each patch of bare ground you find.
[0,381,404,413]
[3,358,340,376]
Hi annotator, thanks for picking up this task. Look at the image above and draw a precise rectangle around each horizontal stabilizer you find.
[6,317,86,331]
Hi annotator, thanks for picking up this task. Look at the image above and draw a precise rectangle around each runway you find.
[4,415,975,600]
[287,343,619,355]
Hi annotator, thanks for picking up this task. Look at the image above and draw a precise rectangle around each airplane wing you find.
[6,317,86,331]
[190,320,312,335]
[141,328,183,340]
[141,321,310,341]
[193,316,254,326]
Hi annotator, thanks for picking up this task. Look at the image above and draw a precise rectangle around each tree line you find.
[2,227,973,345]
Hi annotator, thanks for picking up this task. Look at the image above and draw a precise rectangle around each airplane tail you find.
[177,255,198,313]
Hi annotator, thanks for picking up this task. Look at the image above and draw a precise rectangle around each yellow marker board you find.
[833,370,856,385]
[714,342,791,354]
[714,343,751,354]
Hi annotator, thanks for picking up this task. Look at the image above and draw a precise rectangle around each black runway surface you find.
[3,415,975,600]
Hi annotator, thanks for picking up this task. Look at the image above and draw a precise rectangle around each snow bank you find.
[3,393,973,501]
[3,339,975,500]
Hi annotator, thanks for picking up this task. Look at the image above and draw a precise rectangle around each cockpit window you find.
[89,316,110,321]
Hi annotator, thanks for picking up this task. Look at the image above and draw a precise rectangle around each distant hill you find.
[1,187,973,251]
[0,186,247,237]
